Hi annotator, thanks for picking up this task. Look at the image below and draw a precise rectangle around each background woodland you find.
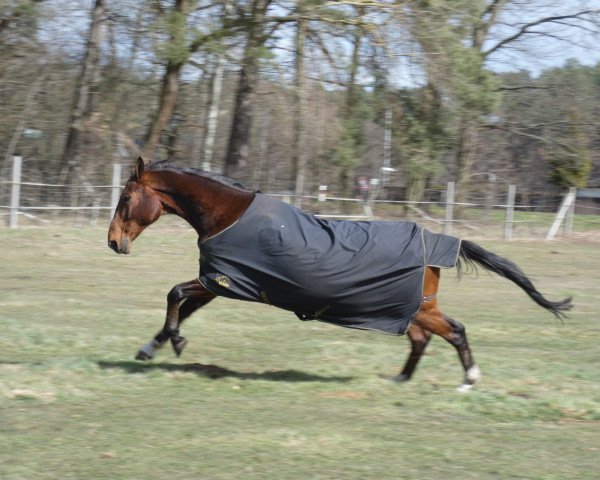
[1,0,599,211]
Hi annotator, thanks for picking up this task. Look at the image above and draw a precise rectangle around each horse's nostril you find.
[108,240,119,252]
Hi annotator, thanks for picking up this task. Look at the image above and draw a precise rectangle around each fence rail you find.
[2,157,599,241]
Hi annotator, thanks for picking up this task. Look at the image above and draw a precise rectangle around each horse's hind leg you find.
[393,324,432,382]
[414,308,481,391]
[396,266,480,390]
[136,279,216,360]
[440,315,480,392]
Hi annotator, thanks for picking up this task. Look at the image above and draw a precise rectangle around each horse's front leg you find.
[136,279,216,360]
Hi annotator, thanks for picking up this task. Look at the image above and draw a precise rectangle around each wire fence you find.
[1,157,599,241]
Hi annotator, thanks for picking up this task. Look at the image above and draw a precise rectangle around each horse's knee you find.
[444,316,468,348]
[167,286,184,304]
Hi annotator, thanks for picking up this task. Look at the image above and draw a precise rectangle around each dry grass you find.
[1,221,599,479]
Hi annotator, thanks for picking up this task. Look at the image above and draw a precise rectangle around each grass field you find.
[1,220,599,479]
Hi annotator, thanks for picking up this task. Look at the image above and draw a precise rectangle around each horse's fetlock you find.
[162,325,180,339]
[466,365,481,383]
[393,373,411,383]
[154,330,170,344]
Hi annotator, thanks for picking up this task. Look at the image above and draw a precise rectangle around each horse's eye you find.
[123,194,131,202]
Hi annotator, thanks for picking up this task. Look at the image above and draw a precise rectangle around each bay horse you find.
[108,158,572,390]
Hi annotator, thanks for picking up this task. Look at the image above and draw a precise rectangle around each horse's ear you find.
[134,156,146,180]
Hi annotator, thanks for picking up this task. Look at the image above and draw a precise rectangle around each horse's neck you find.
[148,171,254,241]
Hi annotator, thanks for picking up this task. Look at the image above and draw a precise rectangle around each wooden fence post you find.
[91,199,100,226]
[110,163,122,214]
[9,155,22,228]
[444,181,454,235]
[504,184,516,241]
[563,187,576,237]
[318,185,327,202]
[546,187,577,241]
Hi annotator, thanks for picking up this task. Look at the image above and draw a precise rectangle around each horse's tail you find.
[457,240,573,319]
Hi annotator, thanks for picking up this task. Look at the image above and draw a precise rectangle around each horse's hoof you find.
[390,374,410,383]
[172,337,188,357]
[135,350,153,361]
[456,383,474,393]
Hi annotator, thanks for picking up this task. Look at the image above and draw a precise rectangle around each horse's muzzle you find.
[108,238,130,254]
[108,239,120,253]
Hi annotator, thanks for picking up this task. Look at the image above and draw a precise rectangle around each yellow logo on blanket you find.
[214,275,230,288]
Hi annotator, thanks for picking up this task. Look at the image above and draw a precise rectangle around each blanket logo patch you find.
[214,274,230,288]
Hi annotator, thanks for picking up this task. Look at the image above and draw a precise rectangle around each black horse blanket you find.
[198,194,460,335]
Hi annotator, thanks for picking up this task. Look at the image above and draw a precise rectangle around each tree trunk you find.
[200,55,224,171]
[59,0,106,201]
[293,3,307,208]
[339,8,363,202]
[223,0,270,180]
[453,0,506,209]
[141,0,188,161]
[107,2,145,163]
[142,61,183,160]
[454,119,479,209]
[345,9,362,116]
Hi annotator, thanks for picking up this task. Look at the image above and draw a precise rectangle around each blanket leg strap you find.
[422,294,437,304]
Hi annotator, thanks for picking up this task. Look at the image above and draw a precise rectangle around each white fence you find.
[0,156,120,228]
[0,156,592,241]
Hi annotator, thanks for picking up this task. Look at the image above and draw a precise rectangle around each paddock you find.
[1,222,599,479]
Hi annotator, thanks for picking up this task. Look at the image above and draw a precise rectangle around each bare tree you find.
[407,1,600,205]
[200,54,225,171]
[223,0,272,179]
[58,0,107,202]
[141,0,190,160]
[292,1,308,207]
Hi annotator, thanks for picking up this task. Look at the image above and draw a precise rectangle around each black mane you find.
[146,160,253,192]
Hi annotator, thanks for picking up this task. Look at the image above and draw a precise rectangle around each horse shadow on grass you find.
[97,360,354,383]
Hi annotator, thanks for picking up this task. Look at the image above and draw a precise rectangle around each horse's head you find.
[108,157,163,254]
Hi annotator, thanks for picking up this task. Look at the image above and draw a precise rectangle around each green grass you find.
[1,221,599,479]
